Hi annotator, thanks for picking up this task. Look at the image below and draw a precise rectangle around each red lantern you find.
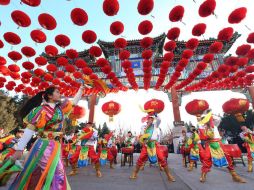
[186,38,199,50]
[3,32,21,45]
[22,61,34,70]
[142,49,153,59]
[164,41,176,51]
[70,8,88,26]
[217,27,234,41]
[119,50,130,60]
[21,0,41,7]
[55,70,65,78]
[228,7,247,24]
[121,60,131,69]
[21,46,36,58]
[247,33,254,44]
[11,10,31,27]
[138,0,154,15]
[8,51,22,62]
[169,5,184,22]
[182,49,193,59]
[82,67,93,75]
[209,41,223,53]
[185,99,209,116]
[89,46,102,57]
[70,105,85,119]
[73,71,83,79]
[57,57,68,66]
[82,30,97,44]
[65,64,75,73]
[38,13,57,30]
[96,58,108,67]
[0,56,6,65]
[101,65,112,74]
[110,21,124,35]
[47,64,57,72]
[102,101,121,121]
[163,52,174,62]
[75,59,87,68]
[222,98,249,115]
[30,29,47,43]
[236,44,251,56]
[192,23,206,36]
[55,34,70,48]
[114,38,127,49]
[66,49,78,59]
[44,73,53,82]
[245,65,254,73]
[8,64,20,72]
[236,57,248,67]
[138,20,153,35]
[167,27,180,40]
[0,40,4,48]
[225,56,238,66]
[198,0,216,17]
[103,0,119,16]
[247,49,254,60]
[35,56,47,66]
[45,45,58,56]
[0,65,9,76]
[0,0,10,5]
[34,68,44,76]
[144,99,165,114]
[140,37,153,48]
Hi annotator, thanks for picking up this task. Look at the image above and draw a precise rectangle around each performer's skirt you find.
[9,138,71,190]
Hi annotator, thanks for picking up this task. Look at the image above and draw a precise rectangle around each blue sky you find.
[0,0,253,132]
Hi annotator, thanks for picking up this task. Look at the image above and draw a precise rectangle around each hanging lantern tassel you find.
[181,20,186,26]
[234,113,245,122]
[193,0,196,3]
[109,115,114,122]
[245,25,251,31]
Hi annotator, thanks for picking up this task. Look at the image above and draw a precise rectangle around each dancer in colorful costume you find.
[2,85,84,190]
[186,126,200,171]
[179,129,188,166]
[130,115,175,182]
[240,125,254,172]
[69,122,102,177]
[185,99,246,183]
[97,132,115,168]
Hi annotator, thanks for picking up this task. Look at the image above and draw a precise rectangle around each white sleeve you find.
[14,128,35,151]
[92,130,98,140]
[72,86,84,105]
[239,132,245,140]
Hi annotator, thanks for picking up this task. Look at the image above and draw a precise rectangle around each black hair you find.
[128,131,132,135]
[19,87,57,119]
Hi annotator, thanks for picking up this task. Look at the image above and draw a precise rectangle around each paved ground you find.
[1,153,254,190]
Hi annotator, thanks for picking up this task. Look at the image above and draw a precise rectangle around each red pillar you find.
[248,86,254,108]
[171,86,181,122]
[88,94,97,123]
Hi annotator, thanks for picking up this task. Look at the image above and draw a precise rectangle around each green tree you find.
[100,122,110,137]
[98,124,102,136]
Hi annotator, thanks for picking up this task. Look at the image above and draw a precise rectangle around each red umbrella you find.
[0,0,10,5]
[22,61,34,70]
[3,32,21,45]
[0,56,6,65]
[38,13,57,30]
[11,10,31,27]
[71,8,88,26]
[55,34,70,48]
[138,20,153,35]
[114,38,127,49]
[66,49,78,59]
[198,0,216,17]
[21,46,36,58]
[192,23,206,36]
[217,27,234,41]
[35,56,47,66]
[169,5,184,22]
[82,30,97,44]
[21,0,41,7]
[103,0,119,16]
[140,37,153,48]
[110,21,124,35]
[167,27,180,40]
[30,29,47,43]
[137,0,154,15]
[45,45,58,56]
[8,51,22,62]
[89,46,102,57]
[228,7,247,24]
[0,40,4,48]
